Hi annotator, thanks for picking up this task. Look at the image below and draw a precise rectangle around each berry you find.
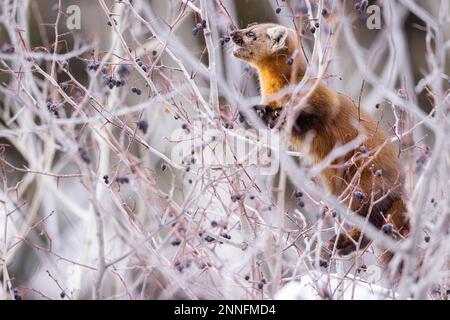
[331,210,337,218]
[117,64,130,77]
[131,87,142,95]
[87,62,99,72]
[298,201,305,208]
[310,27,316,34]
[354,191,365,201]
[211,221,218,227]
[231,193,242,202]
[137,119,148,134]
[221,233,231,240]
[204,235,215,242]
[276,7,281,14]
[257,282,264,289]
[424,235,430,243]
[103,175,109,184]
[78,147,91,164]
[60,292,66,298]
[319,259,328,268]
[357,264,367,273]
[175,262,184,272]
[192,21,206,36]
[286,58,293,65]
[171,238,181,246]
[294,190,303,198]
[382,223,393,235]
[61,60,68,70]
[322,8,329,16]
[13,288,22,300]
[115,176,130,184]
[245,275,250,281]
[60,81,69,91]
[360,145,368,154]
[375,103,380,109]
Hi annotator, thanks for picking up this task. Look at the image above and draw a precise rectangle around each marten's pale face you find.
[231,23,294,62]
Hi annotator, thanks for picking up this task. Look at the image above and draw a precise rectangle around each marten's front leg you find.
[329,228,371,256]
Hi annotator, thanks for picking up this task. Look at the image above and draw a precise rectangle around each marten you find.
[231,23,410,264]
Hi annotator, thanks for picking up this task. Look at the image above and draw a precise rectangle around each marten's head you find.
[231,23,299,64]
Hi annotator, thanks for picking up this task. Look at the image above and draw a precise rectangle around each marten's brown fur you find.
[231,23,410,263]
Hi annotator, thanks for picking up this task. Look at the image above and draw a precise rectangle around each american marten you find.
[231,23,410,264]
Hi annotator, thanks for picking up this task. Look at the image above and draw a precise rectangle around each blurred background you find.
[0,0,449,299]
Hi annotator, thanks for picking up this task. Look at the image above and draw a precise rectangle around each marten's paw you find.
[329,229,370,256]
[252,104,268,116]
[252,105,283,128]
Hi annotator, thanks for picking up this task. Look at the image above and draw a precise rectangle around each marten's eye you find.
[246,31,256,38]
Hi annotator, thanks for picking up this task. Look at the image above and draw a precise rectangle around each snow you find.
[275,271,399,300]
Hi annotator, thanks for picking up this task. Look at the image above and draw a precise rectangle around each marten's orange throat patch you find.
[254,59,290,100]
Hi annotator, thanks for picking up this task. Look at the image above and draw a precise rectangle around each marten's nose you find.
[230,31,243,45]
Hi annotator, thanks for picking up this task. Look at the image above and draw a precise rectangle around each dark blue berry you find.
[137,119,148,133]
[382,223,393,234]
[354,191,365,201]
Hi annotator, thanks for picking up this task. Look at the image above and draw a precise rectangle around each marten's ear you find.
[267,26,288,52]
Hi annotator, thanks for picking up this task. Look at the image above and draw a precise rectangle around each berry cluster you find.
[355,0,369,13]
[192,20,207,36]
[87,62,100,72]
[135,58,148,72]
[115,176,130,184]
[131,87,142,95]
[46,101,59,116]
[78,147,91,164]
[102,75,125,89]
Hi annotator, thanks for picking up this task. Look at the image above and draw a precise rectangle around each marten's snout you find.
[230,31,244,45]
